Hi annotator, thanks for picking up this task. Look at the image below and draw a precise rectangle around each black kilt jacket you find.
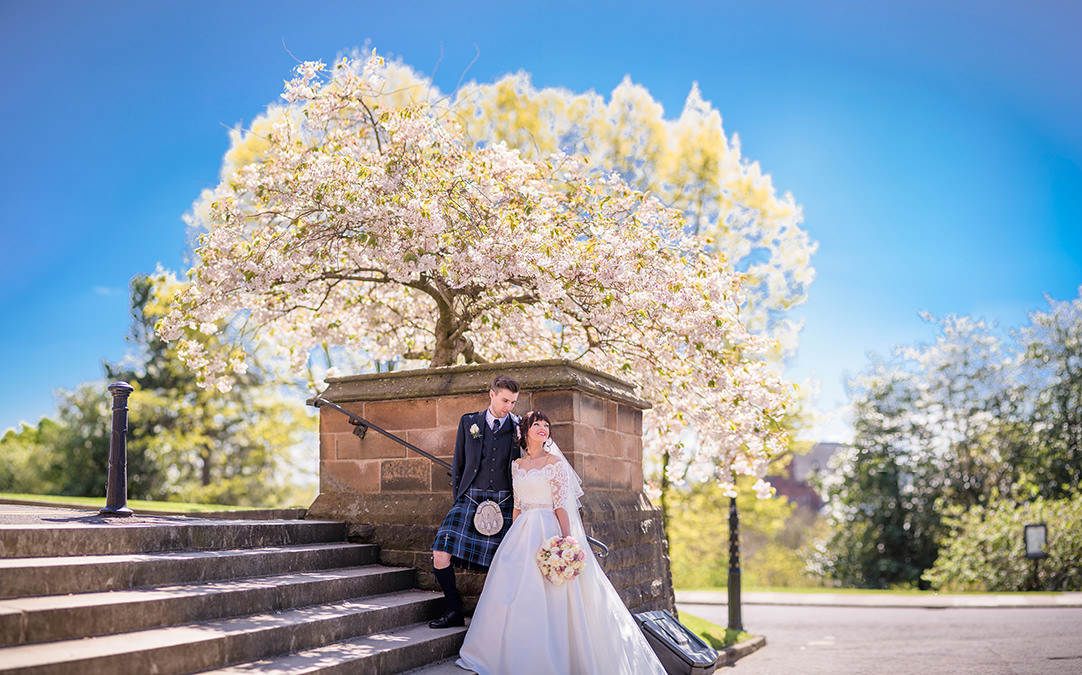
[451,411,520,500]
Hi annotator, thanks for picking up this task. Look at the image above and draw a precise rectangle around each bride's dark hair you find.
[518,410,552,450]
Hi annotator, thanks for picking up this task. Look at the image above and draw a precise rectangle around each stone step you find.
[0,590,444,675]
[0,499,307,522]
[0,518,347,559]
[0,542,377,599]
[198,621,467,675]
[0,564,416,646]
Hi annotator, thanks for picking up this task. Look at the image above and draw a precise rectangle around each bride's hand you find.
[554,507,571,537]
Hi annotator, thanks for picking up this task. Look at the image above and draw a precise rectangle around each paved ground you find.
[678,589,1082,609]
[687,602,1082,674]
[407,590,1082,674]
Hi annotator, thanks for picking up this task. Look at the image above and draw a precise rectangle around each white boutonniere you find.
[470,423,481,439]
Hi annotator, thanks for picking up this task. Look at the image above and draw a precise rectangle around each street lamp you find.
[727,496,743,631]
[1023,522,1048,591]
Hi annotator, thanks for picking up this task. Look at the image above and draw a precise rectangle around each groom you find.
[428,374,521,629]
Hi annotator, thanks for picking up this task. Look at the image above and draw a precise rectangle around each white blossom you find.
[160,54,795,489]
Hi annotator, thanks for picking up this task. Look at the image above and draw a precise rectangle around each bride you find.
[456,411,666,674]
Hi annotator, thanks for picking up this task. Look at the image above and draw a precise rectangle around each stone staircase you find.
[0,512,465,674]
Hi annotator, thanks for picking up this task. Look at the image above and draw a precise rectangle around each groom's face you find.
[488,387,519,419]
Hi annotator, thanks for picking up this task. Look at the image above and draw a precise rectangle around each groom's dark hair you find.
[491,374,520,393]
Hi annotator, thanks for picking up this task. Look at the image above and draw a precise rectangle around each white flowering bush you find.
[160,53,794,492]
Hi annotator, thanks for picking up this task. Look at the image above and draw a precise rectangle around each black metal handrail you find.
[309,396,452,470]
[307,395,609,558]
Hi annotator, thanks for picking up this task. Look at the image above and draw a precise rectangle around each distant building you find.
[768,442,846,511]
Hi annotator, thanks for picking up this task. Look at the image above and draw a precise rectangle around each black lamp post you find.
[1023,522,1048,591]
[727,496,743,631]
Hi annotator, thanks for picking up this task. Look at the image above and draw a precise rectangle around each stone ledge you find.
[318,359,651,410]
[308,493,452,525]
[717,635,767,667]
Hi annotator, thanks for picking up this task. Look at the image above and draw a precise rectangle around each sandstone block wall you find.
[307,359,675,614]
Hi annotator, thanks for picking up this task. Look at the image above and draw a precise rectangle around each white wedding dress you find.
[457,454,666,675]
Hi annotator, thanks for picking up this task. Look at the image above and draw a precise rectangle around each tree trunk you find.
[417,280,461,367]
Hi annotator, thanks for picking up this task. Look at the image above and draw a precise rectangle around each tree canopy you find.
[209,53,816,355]
[161,53,796,491]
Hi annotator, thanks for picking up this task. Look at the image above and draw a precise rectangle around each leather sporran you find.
[473,499,504,535]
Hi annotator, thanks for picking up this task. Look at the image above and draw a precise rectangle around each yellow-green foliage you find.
[667,477,824,588]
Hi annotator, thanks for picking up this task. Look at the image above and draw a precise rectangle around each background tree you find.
[2,272,314,507]
[814,290,1082,588]
[162,54,795,495]
[810,363,942,588]
[0,382,164,499]
[1018,293,1082,498]
[0,424,52,494]
[668,475,822,589]
[904,314,1024,508]
[112,272,314,505]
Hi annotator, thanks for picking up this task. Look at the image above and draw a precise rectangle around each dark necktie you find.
[492,419,500,434]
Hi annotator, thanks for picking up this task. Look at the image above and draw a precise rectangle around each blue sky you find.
[2,1,1080,441]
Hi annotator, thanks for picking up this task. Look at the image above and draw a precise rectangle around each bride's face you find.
[527,420,550,444]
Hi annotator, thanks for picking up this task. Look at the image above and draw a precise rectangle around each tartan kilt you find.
[432,486,514,572]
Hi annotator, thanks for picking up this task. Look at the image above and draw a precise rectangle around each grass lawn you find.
[727,585,933,595]
[0,493,269,513]
[679,611,751,649]
[678,585,1066,597]
[680,584,934,595]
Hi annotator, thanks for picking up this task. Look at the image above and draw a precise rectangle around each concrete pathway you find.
[405,590,1082,673]
[677,589,1082,609]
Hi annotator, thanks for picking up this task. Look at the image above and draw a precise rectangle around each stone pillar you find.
[307,359,675,614]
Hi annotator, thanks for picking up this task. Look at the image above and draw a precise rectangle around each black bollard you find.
[99,382,135,517]
[727,496,743,631]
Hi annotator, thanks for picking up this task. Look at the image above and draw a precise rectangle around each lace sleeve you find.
[512,463,523,510]
[550,461,572,511]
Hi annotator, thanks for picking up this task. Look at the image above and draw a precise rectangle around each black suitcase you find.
[634,609,720,675]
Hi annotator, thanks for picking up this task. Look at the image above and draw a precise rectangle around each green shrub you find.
[923,494,1082,591]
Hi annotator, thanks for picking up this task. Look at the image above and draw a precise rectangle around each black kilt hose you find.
[433,410,519,571]
[433,487,514,571]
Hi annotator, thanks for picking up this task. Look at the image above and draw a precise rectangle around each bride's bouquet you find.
[536,535,587,585]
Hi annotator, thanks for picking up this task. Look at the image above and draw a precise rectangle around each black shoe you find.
[428,609,465,629]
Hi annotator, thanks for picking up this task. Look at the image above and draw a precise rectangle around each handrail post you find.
[99,382,135,517]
